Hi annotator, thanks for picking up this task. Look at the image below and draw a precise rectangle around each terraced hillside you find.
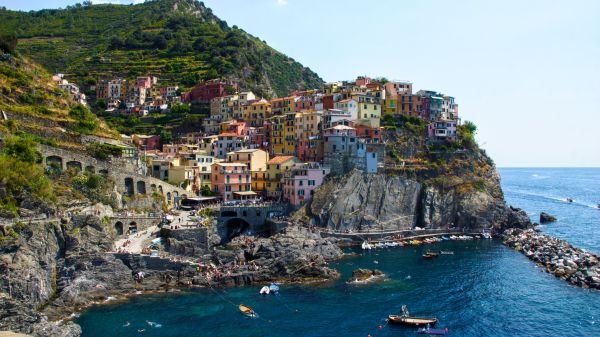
[0,0,323,97]
[0,53,118,149]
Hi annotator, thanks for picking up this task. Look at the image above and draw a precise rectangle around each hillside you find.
[0,0,323,98]
[0,53,118,148]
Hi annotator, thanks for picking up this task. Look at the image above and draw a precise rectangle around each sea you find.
[76,168,600,337]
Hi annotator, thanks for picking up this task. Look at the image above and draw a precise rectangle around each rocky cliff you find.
[301,155,530,233]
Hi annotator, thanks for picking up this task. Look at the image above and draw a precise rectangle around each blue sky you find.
[2,0,600,167]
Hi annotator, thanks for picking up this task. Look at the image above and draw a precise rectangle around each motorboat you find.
[388,305,437,327]
[269,283,279,294]
[239,304,256,318]
[259,286,270,295]
[361,241,372,250]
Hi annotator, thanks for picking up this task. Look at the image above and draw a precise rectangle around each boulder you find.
[539,212,557,223]
[346,268,385,284]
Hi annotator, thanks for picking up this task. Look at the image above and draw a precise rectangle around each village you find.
[53,74,460,207]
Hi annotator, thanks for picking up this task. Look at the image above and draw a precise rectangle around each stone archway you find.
[128,221,138,233]
[46,155,63,170]
[114,221,124,236]
[66,161,82,172]
[158,185,164,195]
[124,177,134,196]
[85,165,95,173]
[166,192,172,203]
[137,181,147,195]
[150,184,157,193]
[224,218,251,241]
[99,169,109,175]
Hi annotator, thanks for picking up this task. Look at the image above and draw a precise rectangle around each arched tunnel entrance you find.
[114,221,124,236]
[224,218,251,242]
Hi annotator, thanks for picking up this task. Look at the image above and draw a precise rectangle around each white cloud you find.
[276,0,288,6]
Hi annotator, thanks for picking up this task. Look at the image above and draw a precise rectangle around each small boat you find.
[239,304,256,318]
[440,251,454,255]
[388,315,437,326]
[259,286,270,295]
[418,327,448,335]
[441,236,450,241]
[361,241,372,250]
[269,283,279,294]
[425,251,439,257]
[566,198,573,203]
[422,254,434,259]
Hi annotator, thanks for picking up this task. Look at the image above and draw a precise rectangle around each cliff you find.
[300,122,531,232]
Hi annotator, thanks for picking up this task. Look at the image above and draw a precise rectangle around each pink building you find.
[282,163,331,206]
[211,162,252,201]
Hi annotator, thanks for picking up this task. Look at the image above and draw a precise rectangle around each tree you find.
[1,135,42,163]
[170,103,190,114]
[0,33,17,53]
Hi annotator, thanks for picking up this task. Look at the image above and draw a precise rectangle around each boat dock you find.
[317,228,484,243]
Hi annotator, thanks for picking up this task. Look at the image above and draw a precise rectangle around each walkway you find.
[114,225,159,254]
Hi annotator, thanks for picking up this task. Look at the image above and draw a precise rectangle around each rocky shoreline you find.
[0,217,342,337]
[503,228,600,289]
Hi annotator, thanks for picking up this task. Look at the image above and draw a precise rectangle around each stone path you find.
[114,225,159,254]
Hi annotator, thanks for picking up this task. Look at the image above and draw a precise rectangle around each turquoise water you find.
[77,168,600,336]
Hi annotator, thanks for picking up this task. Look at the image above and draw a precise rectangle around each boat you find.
[440,251,454,255]
[259,286,270,295]
[566,198,573,203]
[269,283,279,294]
[425,251,439,257]
[239,304,256,318]
[418,327,448,335]
[441,236,449,241]
[389,305,437,326]
[422,253,435,259]
[361,241,372,250]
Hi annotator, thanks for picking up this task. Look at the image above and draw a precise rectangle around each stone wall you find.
[170,228,209,250]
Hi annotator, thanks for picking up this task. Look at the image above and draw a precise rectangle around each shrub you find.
[0,33,17,54]
[0,135,42,163]
[69,104,97,134]
[86,143,123,160]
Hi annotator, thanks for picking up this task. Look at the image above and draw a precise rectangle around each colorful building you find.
[211,162,252,201]
[282,162,330,206]
[266,156,297,199]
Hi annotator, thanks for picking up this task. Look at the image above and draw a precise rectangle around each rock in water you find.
[347,268,385,284]
[539,212,557,223]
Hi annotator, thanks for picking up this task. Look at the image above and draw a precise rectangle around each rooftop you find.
[268,156,296,165]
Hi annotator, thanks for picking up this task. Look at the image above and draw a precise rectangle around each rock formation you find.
[503,228,600,289]
[539,212,557,223]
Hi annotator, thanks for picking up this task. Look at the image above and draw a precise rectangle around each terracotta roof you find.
[268,156,296,164]
[218,133,243,137]
[337,98,354,103]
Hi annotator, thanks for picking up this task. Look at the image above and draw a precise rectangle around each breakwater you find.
[503,228,600,289]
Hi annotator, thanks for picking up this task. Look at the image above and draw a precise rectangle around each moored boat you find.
[422,253,434,259]
[425,250,439,257]
[239,304,256,318]
[388,305,437,327]
[259,286,270,295]
[361,241,372,250]
[440,251,454,255]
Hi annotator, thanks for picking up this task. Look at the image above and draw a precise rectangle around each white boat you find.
[259,286,270,295]
[361,242,372,250]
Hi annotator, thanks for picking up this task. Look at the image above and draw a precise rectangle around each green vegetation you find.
[0,0,323,97]
[0,32,16,53]
[69,104,98,134]
[457,120,477,149]
[71,172,116,207]
[0,135,55,216]
[86,142,123,159]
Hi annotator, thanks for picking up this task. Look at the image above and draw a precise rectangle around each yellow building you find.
[226,148,269,171]
[268,115,285,156]
[270,96,296,115]
[382,98,399,115]
[242,98,271,127]
[353,93,382,128]
[266,156,297,199]
[251,170,268,195]
[283,112,296,156]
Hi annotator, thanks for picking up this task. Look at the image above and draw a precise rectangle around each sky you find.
[2,0,600,167]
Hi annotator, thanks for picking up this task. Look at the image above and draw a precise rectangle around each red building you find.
[322,95,334,110]
[189,79,238,102]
